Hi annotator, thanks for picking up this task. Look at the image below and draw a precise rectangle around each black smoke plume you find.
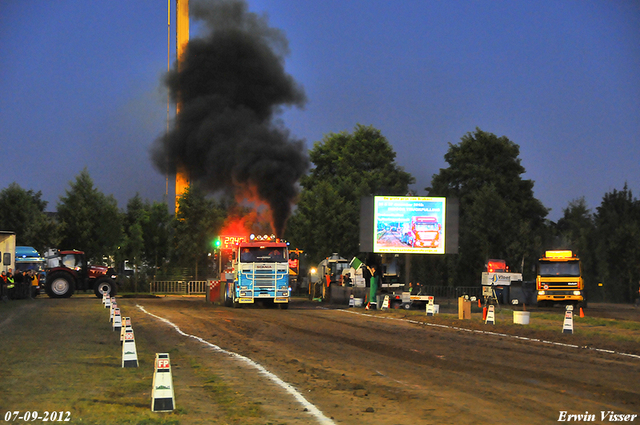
[151,0,308,236]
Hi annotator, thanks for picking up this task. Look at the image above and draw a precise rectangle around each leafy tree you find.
[426,128,549,285]
[141,200,172,273]
[556,198,594,251]
[556,197,598,298]
[0,183,58,251]
[56,169,122,263]
[119,194,146,290]
[593,184,640,302]
[173,185,226,280]
[287,124,415,263]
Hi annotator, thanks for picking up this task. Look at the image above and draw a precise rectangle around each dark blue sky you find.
[1,0,638,221]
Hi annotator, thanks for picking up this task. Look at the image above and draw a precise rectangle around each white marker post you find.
[562,305,574,334]
[120,317,131,344]
[381,295,390,310]
[151,353,175,412]
[122,328,139,368]
[426,298,435,316]
[485,304,496,325]
[112,308,122,332]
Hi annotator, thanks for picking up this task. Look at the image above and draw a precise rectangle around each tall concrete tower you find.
[175,0,189,213]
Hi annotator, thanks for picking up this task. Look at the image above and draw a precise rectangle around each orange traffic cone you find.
[579,307,584,318]
[478,299,482,308]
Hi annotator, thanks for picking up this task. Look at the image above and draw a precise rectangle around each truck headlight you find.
[538,290,545,295]
[573,291,581,296]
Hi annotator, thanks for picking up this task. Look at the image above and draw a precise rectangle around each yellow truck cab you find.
[536,250,585,307]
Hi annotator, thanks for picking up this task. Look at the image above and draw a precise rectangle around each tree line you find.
[0,168,226,289]
[1,128,638,302]
[286,126,639,303]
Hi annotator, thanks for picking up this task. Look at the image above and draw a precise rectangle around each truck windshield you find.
[539,261,580,277]
[15,261,45,272]
[415,222,438,231]
[240,247,287,263]
[331,262,350,275]
[62,254,83,269]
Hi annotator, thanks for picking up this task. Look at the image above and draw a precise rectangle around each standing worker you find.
[0,271,7,301]
[14,270,25,299]
[366,265,379,309]
[6,270,15,300]
[324,271,332,302]
[28,270,40,298]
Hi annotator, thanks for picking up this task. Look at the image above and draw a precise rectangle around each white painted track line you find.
[137,304,335,425]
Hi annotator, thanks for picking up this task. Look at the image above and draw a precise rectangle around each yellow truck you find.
[536,250,585,307]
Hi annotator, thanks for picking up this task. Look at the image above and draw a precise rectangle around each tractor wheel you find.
[45,272,75,298]
[94,277,117,298]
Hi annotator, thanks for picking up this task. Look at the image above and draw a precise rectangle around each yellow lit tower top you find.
[175,0,189,213]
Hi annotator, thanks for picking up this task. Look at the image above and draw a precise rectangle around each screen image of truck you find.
[404,216,441,248]
[372,196,446,254]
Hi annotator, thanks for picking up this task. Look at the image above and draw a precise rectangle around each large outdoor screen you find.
[373,196,446,254]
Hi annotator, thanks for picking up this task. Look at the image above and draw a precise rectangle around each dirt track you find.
[122,297,640,425]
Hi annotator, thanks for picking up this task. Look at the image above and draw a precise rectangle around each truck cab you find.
[223,234,290,308]
[536,250,585,307]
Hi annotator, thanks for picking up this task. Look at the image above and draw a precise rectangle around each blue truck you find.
[15,246,45,296]
[15,246,45,272]
[223,234,290,309]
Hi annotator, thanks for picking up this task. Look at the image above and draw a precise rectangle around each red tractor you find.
[45,249,118,298]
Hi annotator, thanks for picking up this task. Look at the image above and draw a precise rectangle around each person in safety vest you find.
[6,269,15,300]
[27,270,40,298]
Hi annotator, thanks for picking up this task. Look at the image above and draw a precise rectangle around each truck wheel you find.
[278,302,289,310]
[45,272,75,298]
[94,277,117,298]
